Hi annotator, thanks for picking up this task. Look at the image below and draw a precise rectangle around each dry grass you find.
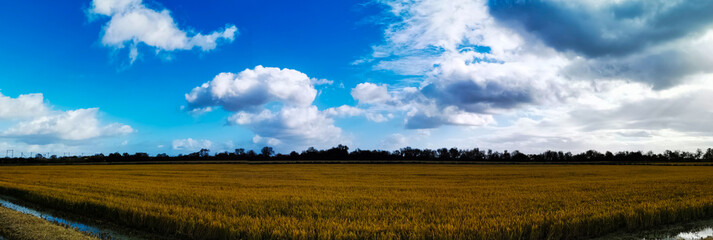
[0,164,712,239]
[0,205,97,240]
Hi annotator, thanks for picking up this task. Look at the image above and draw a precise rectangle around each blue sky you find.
[2,0,713,156]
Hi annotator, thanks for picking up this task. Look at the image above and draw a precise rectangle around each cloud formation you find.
[186,66,345,149]
[228,106,343,147]
[487,0,713,89]
[89,0,238,63]
[488,0,713,57]
[353,0,713,151]
[186,66,317,112]
[3,108,133,144]
[351,83,394,105]
[0,93,133,145]
[172,138,212,151]
[0,93,49,119]
[324,105,391,123]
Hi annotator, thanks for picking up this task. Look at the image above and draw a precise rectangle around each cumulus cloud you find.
[351,83,395,105]
[353,0,573,129]
[186,66,346,149]
[0,93,49,119]
[404,104,495,129]
[353,0,713,151]
[229,106,343,147]
[172,138,212,151]
[0,93,133,145]
[186,66,317,111]
[89,0,238,63]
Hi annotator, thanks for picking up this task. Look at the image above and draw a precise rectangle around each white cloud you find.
[186,66,317,111]
[353,0,573,129]
[90,0,140,16]
[324,105,364,117]
[0,93,133,145]
[228,106,343,148]
[324,105,392,123]
[0,93,49,119]
[442,106,495,126]
[352,0,713,151]
[351,83,394,105]
[187,106,213,116]
[253,135,282,146]
[186,66,347,149]
[172,138,212,151]
[89,0,238,63]
[365,113,390,123]
[2,108,133,143]
[310,78,334,85]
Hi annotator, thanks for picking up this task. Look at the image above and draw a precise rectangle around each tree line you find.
[3,145,713,164]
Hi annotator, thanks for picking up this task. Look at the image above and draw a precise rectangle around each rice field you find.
[0,164,712,239]
[0,205,97,240]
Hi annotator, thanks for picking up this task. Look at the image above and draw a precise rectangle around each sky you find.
[2,0,713,156]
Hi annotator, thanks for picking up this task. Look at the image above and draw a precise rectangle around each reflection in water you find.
[676,227,713,240]
[0,198,129,239]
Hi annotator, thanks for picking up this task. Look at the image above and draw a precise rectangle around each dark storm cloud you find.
[422,80,533,113]
[401,80,531,129]
[564,48,713,89]
[488,0,713,57]
[405,112,444,129]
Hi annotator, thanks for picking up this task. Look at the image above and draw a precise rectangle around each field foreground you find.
[0,164,713,239]
[0,205,97,240]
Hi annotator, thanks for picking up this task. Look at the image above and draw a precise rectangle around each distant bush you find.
[2,145,713,164]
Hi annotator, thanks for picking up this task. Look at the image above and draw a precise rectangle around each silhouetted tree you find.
[261,147,274,158]
[235,148,245,156]
[198,149,210,158]
[246,150,257,159]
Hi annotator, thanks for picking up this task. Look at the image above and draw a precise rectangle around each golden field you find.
[0,205,97,240]
[0,164,713,239]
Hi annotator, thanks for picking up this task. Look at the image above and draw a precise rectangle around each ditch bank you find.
[0,197,127,239]
[0,203,96,240]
